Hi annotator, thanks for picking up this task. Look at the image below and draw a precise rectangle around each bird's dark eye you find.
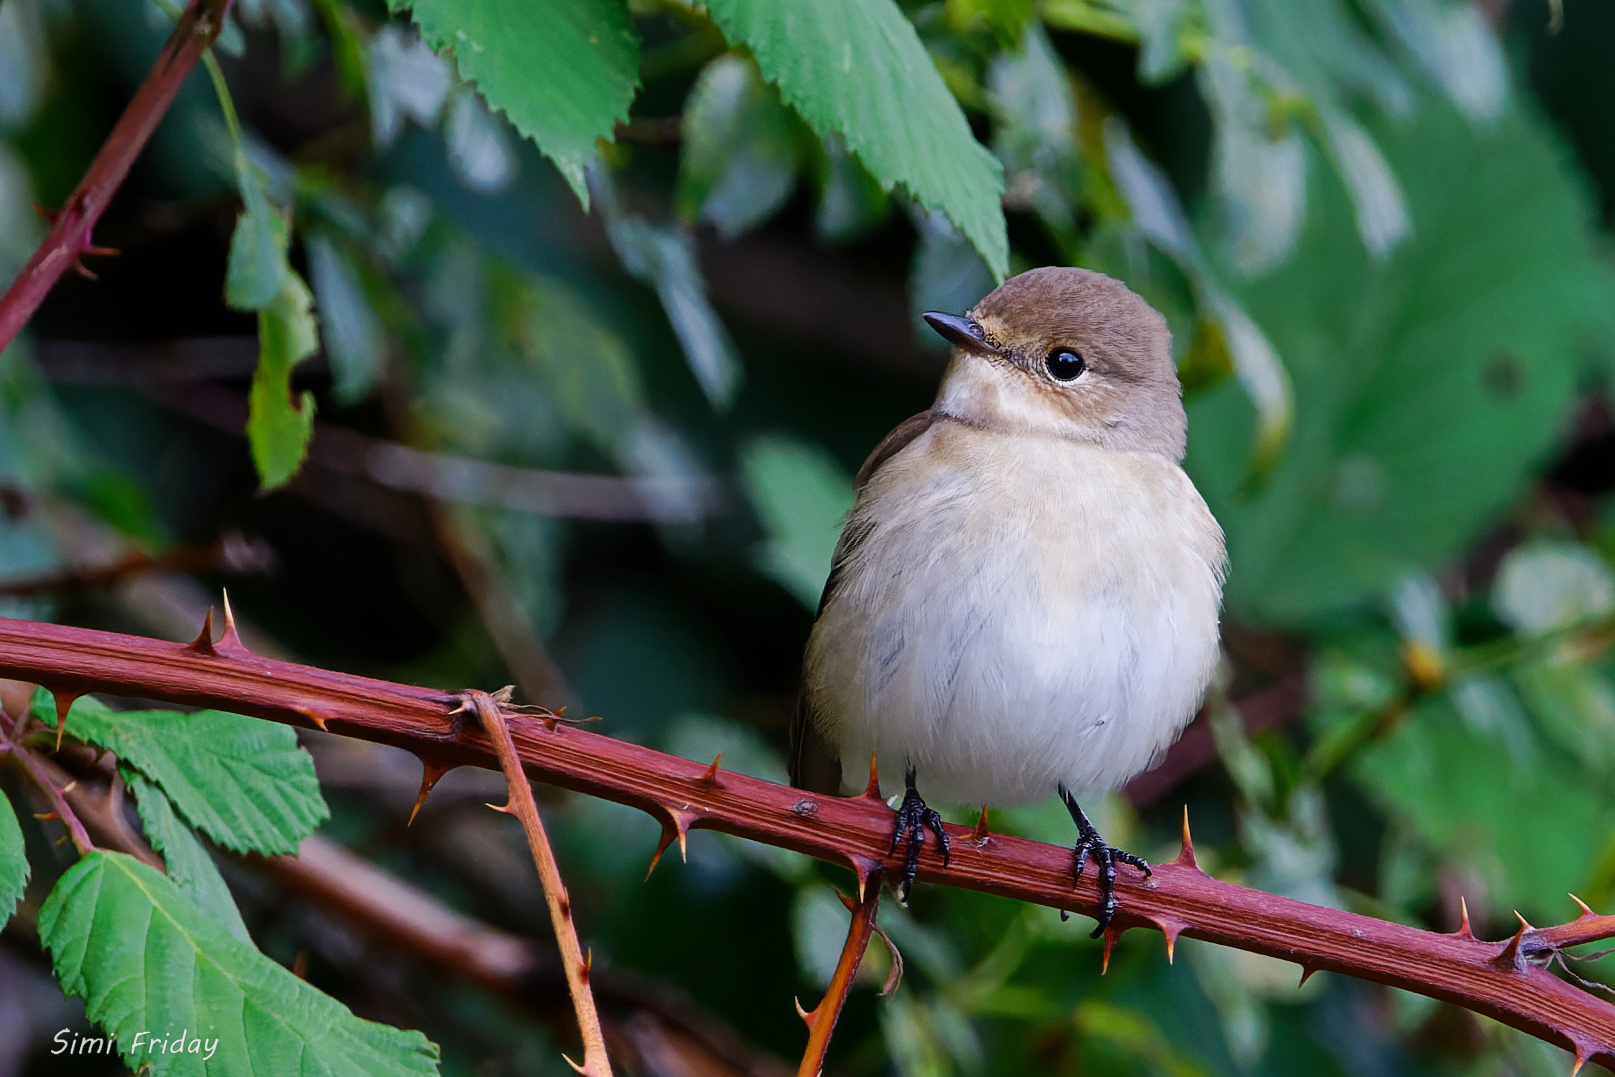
[1045,348,1085,382]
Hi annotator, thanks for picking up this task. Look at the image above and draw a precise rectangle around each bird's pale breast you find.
[803,420,1225,806]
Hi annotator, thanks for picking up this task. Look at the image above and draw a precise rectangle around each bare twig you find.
[3,616,1615,1071]
[137,379,720,523]
[461,688,612,1077]
[795,878,882,1077]
[0,0,233,352]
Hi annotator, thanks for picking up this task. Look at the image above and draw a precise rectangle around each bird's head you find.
[925,266,1186,459]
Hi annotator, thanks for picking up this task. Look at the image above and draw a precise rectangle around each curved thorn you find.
[1298,964,1317,988]
[1455,896,1474,939]
[486,801,514,814]
[1499,913,1532,966]
[219,589,247,653]
[185,609,217,655]
[1571,893,1597,919]
[861,750,882,800]
[562,1053,587,1076]
[53,691,80,752]
[408,760,453,826]
[1149,916,1186,964]
[971,805,991,844]
[1101,925,1122,975]
[645,819,678,880]
[794,996,816,1026]
[293,706,328,732]
[1175,805,1200,871]
[700,752,722,785]
[848,855,875,902]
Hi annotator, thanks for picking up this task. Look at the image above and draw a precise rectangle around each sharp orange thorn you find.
[1175,804,1200,870]
[53,692,79,752]
[861,750,882,800]
[486,801,514,814]
[1100,925,1121,975]
[1571,1038,1594,1077]
[185,609,217,655]
[1499,912,1531,966]
[219,589,247,653]
[1571,893,1597,919]
[562,1053,586,1075]
[1456,896,1474,938]
[700,752,723,785]
[970,805,991,844]
[645,819,678,880]
[408,760,453,826]
[794,997,819,1027]
[1298,965,1317,988]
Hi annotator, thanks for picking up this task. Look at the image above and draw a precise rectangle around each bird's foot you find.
[1061,787,1150,938]
[890,766,950,902]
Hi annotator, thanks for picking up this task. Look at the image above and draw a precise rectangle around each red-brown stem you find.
[1,616,1614,1070]
[9,743,95,854]
[465,689,613,1077]
[0,0,232,353]
[797,879,882,1077]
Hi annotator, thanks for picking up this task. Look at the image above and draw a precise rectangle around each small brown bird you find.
[791,266,1226,931]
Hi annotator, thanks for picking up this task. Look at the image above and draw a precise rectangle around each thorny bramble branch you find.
[459,688,614,1077]
[1,615,1614,1072]
[0,0,233,353]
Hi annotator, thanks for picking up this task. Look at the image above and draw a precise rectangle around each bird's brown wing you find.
[789,411,937,793]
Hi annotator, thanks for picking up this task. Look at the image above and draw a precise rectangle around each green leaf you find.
[392,0,638,205]
[738,436,854,608]
[523,276,643,454]
[39,851,439,1076]
[677,55,800,240]
[1186,102,1615,624]
[0,791,27,928]
[1350,694,1614,917]
[36,690,328,856]
[127,770,253,944]
[249,272,319,490]
[224,162,288,312]
[704,0,1008,278]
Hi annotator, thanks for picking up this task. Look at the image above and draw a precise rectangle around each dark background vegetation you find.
[5,0,1615,1074]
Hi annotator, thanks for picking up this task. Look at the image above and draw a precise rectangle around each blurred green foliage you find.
[4,0,1615,1074]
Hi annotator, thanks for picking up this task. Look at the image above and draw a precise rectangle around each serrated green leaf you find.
[249,271,319,490]
[392,0,638,205]
[1186,102,1615,624]
[225,161,288,312]
[39,851,439,1076]
[0,791,27,927]
[35,689,328,856]
[127,770,252,944]
[704,0,1008,278]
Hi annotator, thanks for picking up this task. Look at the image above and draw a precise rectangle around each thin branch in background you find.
[130,377,721,523]
[794,877,883,1077]
[0,0,233,352]
[3,617,1614,1069]
[461,688,613,1077]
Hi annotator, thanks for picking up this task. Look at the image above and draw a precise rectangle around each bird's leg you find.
[890,765,949,902]
[1061,787,1150,938]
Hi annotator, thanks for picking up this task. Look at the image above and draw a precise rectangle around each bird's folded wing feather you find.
[789,410,937,792]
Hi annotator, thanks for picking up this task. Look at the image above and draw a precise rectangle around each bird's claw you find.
[1061,787,1150,937]
[890,766,949,902]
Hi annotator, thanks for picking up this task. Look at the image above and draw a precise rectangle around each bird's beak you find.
[923,312,1000,358]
